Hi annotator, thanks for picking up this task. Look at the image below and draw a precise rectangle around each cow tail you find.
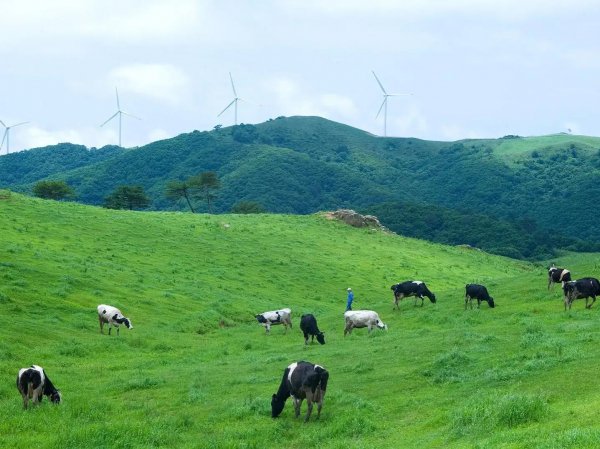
[315,366,329,393]
[27,382,33,399]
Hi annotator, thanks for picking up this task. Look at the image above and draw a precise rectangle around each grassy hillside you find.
[1,192,600,448]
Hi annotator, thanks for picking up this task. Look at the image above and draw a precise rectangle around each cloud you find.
[267,77,358,119]
[107,64,191,105]
[15,125,122,151]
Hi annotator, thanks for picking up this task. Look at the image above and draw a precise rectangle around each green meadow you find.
[1,191,600,448]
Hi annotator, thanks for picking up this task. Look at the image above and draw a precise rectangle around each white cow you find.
[344,310,387,336]
[97,304,133,335]
[255,308,292,333]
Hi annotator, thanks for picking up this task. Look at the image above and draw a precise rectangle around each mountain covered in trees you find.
[1,116,599,260]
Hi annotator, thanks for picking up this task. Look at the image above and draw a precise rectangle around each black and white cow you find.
[255,308,292,334]
[271,361,329,422]
[344,310,387,336]
[97,304,133,335]
[465,284,495,309]
[16,365,61,409]
[300,314,325,345]
[390,280,437,309]
[548,264,572,290]
[562,277,600,310]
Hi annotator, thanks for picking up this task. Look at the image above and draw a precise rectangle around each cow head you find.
[124,318,133,329]
[487,297,495,308]
[429,293,437,304]
[255,314,267,324]
[49,390,62,404]
[271,394,286,418]
[316,332,326,345]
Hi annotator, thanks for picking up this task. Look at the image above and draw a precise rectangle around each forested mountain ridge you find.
[1,116,599,259]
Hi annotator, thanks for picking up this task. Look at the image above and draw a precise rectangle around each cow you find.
[563,277,600,310]
[300,314,325,345]
[97,304,133,336]
[344,310,387,336]
[16,365,61,409]
[255,308,292,334]
[548,264,571,290]
[465,284,495,309]
[390,280,437,309]
[271,361,329,422]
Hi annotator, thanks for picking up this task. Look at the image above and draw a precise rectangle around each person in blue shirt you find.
[346,287,354,311]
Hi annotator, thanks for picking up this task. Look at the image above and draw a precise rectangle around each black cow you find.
[465,284,495,309]
[16,365,61,409]
[390,281,436,309]
[563,277,600,310]
[548,265,572,290]
[271,361,329,422]
[300,314,325,345]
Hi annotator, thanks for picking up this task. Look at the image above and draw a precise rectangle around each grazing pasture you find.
[1,192,600,448]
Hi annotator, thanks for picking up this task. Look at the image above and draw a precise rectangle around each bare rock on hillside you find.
[326,209,383,229]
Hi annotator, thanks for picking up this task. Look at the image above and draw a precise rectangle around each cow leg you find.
[265,322,271,334]
[548,278,553,290]
[292,396,301,418]
[477,299,481,309]
[305,395,314,422]
[304,332,309,345]
[587,296,596,309]
[116,326,120,336]
[99,316,104,334]
[108,325,112,335]
[344,323,353,336]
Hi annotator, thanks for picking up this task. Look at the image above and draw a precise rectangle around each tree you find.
[103,185,150,210]
[231,201,266,214]
[165,180,196,213]
[194,171,221,213]
[33,180,74,200]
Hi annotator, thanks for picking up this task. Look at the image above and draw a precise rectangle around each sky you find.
[1,0,599,154]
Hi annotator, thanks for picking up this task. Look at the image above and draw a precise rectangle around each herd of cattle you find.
[16,266,600,422]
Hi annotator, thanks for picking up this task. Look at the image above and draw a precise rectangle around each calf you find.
[255,308,292,334]
[390,280,436,309]
[97,304,133,335]
[344,310,387,336]
[548,265,571,290]
[300,314,325,345]
[465,284,495,309]
[16,365,61,409]
[563,277,600,310]
[271,361,329,422]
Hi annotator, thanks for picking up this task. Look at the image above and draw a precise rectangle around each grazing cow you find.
[563,277,600,310]
[97,304,133,335]
[465,284,495,309]
[16,365,61,409]
[300,314,325,345]
[344,310,387,336]
[548,264,571,290]
[271,361,329,422]
[390,280,437,309]
[255,308,292,334]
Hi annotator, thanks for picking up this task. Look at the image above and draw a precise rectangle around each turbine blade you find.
[372,70,387,94]
[100,111,119,127]
[387,93,412,97]
[229,72,238,98]
[115,87,121,110]
[121,111,141,120]
[0,129,7,149]
[0,120,6,128]
[11,121,29,128]
[217,99,236,117]
[375,98,386,119]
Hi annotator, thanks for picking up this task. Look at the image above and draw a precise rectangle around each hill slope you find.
[1,116,600,259]
[1,193,600,448]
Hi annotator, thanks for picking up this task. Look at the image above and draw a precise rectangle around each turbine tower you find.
[372,70,411,137]
[0,120,29,154]
[217,72,242,125]
[100,87,140,147]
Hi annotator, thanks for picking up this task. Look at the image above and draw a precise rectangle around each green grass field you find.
[1,191,600,448]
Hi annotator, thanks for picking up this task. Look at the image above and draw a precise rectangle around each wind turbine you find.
[0,120,29,154]
[372,70,411,137]
[217,72,242,125]
[100,87,140,147]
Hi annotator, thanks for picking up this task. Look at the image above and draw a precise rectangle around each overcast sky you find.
[1,0,599,153]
